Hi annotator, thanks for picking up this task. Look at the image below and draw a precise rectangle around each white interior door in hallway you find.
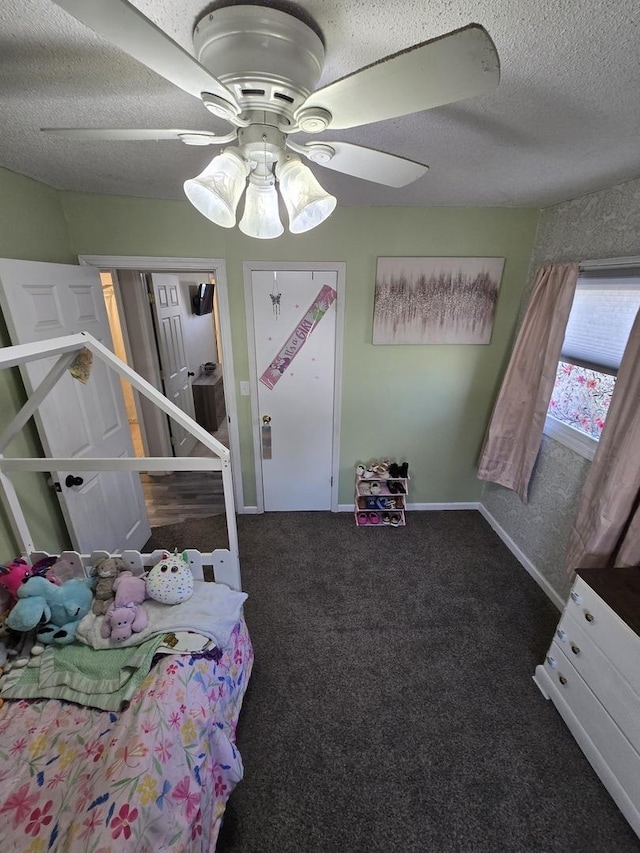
[0,258,151,553]
[250,269,339,511]
[149,273,197,457]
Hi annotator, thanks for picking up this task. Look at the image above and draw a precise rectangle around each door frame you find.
[243,261,345,513]
[79,255,245,512]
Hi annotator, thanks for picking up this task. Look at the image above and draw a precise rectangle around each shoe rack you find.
[354,462,409,527]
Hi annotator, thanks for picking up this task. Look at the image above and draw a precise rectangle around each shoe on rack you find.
[368,512,380,525]
[360,482,371,495]
[363,466,377,479]
[390,513,401,526]
[374,460,390,478]
[370,481,381,494]
[391,481,406,494]
[356,464,366,478]
[398,462,409,478]
[388,462,400,478]
[357,512,368,526]
[382,513,391,525]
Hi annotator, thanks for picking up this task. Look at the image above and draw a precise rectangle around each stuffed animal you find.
[6,576,93,646]
[0,609,9,669]
[100,601,148,641]
[145,551,194,605]
[98,571,148,641]
[0,557,62,606]
[113,571,147,608]
[91,556,129,615]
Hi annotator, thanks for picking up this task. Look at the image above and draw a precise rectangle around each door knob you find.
[187,371,195,377]
[262,415,272,425]
[65,475,84,488]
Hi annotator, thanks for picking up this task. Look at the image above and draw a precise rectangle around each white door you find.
[0,258,151,553]
[150,274,197,457]
[251,269,338,510]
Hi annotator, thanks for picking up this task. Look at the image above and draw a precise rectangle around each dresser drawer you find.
[542,641,640,811]
[566,576,640,693]
[554,612,640,752]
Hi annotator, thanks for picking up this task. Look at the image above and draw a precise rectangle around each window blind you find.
[561,268,640,374]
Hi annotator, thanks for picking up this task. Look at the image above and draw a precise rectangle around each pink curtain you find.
[477,263,579,502]
[566,308,640,573]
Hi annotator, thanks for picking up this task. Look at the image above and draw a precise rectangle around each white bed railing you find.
[28,549,237,587]
[0,332,241,590]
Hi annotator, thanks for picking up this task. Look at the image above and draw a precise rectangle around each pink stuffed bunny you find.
[100,571,148,642]
[113,571,147,608]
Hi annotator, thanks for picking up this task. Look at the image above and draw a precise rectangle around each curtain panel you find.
[477,262,579,502]
[566,308,640,573]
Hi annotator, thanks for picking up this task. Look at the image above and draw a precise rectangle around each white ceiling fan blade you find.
[298,24,499,131]
[51,0,238,107]
[288,141,427,187]
[41,128,238,145]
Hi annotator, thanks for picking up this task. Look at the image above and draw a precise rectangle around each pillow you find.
[145,552,194,605]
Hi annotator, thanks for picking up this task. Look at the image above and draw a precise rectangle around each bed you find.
[0,335,254,851]
[0,562,254,853]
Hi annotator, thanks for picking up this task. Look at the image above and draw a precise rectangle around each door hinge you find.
[147,291,155,305]
[330,475,333,487]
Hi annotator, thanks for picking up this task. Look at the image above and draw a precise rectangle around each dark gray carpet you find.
[145,511,640,853]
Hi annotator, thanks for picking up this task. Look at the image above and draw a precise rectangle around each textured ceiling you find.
[0,0,639,208]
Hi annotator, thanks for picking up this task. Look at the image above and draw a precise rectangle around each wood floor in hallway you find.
[140,428,229,527]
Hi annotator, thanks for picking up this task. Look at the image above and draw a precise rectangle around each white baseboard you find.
[408,501,482,511]
[238,505,259,514]
[477,504,564,610]
[339,501,482,513]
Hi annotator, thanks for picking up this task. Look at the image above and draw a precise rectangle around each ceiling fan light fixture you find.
[183,148,248,228]
[278,156,337,234]
[239,176,284,239]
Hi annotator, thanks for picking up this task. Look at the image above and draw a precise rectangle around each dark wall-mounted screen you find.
[193,282,214,315]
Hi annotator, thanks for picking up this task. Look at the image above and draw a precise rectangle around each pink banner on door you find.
[260,284,337,390]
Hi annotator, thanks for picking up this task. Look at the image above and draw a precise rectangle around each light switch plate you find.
[240,380,250,396]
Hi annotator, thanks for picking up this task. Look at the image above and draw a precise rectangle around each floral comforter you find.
[0,618,253,853]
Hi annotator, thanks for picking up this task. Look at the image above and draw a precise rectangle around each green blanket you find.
[0,634,164,711]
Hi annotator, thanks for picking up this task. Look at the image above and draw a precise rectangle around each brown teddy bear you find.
[91,557,129,615]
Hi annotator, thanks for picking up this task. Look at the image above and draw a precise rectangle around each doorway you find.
[97,262,235,526]
[244,262,345,513]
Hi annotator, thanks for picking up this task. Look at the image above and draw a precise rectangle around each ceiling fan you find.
[44,0,500,238]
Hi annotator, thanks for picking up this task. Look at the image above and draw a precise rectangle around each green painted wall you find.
[62,191,539,507]
[0,167,74,560]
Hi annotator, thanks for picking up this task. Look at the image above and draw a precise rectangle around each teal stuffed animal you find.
[6,576,94,646]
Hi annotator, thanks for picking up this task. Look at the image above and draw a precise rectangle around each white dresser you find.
[534,568,640,839]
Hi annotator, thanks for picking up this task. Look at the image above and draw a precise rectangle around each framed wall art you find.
[372,256,505,345]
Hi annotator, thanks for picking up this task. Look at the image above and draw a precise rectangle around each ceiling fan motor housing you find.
[193,5,325,125]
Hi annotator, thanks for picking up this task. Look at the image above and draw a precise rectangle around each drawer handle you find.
[546,654,557,669]
[556,628,568,642]
[584,611,594,623]
[558,675,568,686]
[570,591,582,604]
[570,643,580,655]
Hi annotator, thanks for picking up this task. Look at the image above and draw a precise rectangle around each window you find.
[545,266,640,459]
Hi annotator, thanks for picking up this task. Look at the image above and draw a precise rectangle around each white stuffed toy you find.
[145,551,194,605]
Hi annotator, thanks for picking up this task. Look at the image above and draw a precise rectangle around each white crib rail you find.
[29,548,240,589]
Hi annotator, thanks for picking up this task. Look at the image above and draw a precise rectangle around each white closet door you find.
[251,269,337,511]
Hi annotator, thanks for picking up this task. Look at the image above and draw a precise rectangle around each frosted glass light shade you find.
[278,158,337,233]
[183,149,248,228]
[239,180,284,239]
